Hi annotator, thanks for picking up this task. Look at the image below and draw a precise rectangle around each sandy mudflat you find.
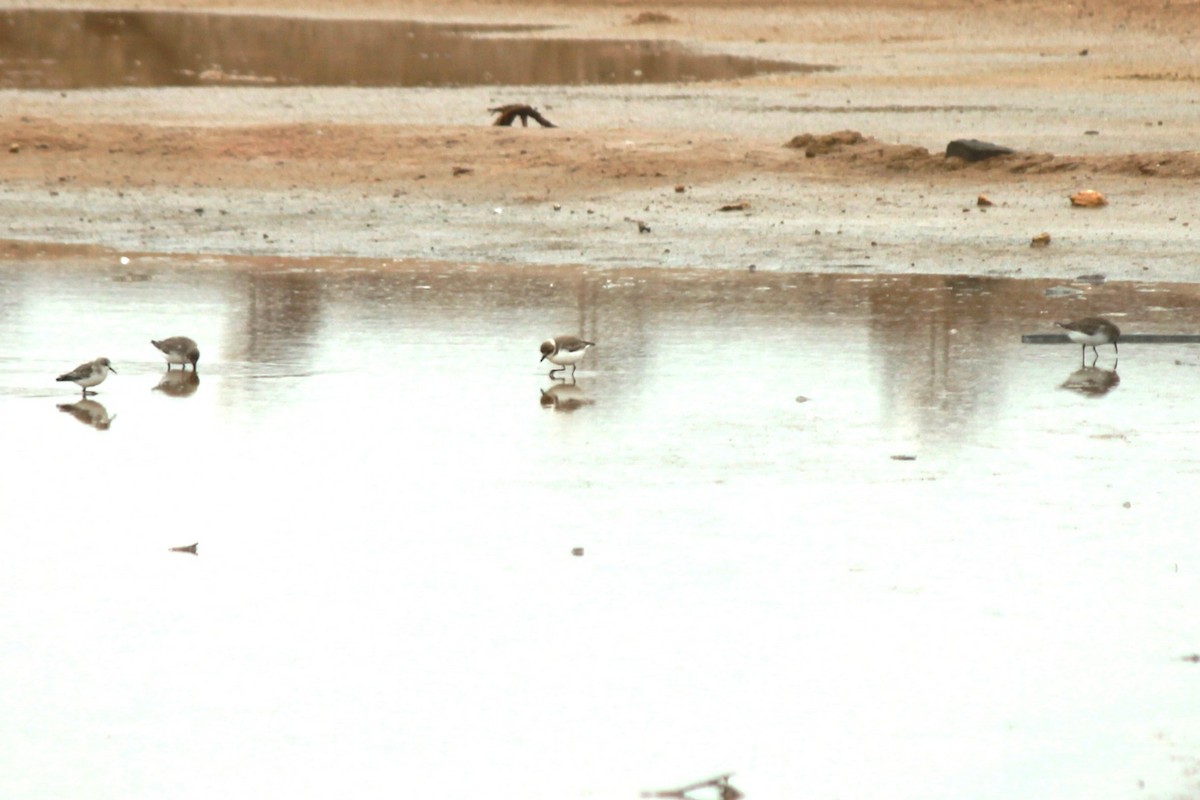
[1,0,1198,280]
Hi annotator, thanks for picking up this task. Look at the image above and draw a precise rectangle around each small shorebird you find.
[1056,317,1120,360]
[56,357,116,396]
[540,335,594,378]
[151,336,200,371]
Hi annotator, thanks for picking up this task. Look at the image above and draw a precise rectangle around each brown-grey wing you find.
[159,336,191,351]
[58,362,92,381]
[556,336,593,353]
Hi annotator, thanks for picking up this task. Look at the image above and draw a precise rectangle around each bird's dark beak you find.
[109,366,118,374]
[540,354,548,362]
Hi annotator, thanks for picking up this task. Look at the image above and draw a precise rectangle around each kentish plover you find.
[539,335,594,378]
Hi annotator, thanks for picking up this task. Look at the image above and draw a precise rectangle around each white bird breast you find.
[547,346,589,366]
[1064,330,1110,346]
[76,366,109,387]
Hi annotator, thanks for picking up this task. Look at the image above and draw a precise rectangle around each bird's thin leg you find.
[1113,342,1119,355]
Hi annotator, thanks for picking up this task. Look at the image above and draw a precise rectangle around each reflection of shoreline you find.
[57,398,115,430]
[1060,365,1120,397]
[154,369,200,398]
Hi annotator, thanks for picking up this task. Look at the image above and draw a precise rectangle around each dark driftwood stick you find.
[1022,333,1200,344]
[642,773,736,798]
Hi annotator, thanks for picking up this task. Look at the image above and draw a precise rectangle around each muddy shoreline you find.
[1,0,1197,282]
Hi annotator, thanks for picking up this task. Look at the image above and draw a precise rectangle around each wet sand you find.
[1,0,1199,280]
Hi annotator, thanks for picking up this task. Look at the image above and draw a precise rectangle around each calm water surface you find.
[0,10,823,89]
[1,256,1199,800]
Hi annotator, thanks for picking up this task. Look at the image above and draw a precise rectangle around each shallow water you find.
[0,10,821,89]
[2,255,1200,800]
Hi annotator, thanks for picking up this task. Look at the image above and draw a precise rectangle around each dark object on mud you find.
[625,217,651,233]
[170,542,199,555]
[630,11,678,24]
[571,547,584,556]
[891,454,917,461]
[1182,654,1200,663]
[718,201,750,212]
[489,104,556,128]
[976,194,994,206]
[643,772,742,800]
[786,129,865,157]
[1031,232,1051,247]
[945,138,1015,162]
[451,165,473,176]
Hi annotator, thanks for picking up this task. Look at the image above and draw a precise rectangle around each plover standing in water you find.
[151,336,200,371]
[56,357,116,396]
[540,335,594,378]
[1056,317,1120,361]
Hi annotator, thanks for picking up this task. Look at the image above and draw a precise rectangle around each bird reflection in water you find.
[56,398,116,430]
[539,379,594,412]
[1061,363,1120,396]
[153,369,200,398]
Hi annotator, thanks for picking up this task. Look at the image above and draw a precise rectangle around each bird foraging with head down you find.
[1056,317,1120,361]
[540,335,594,379]
[152,336,200,371]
